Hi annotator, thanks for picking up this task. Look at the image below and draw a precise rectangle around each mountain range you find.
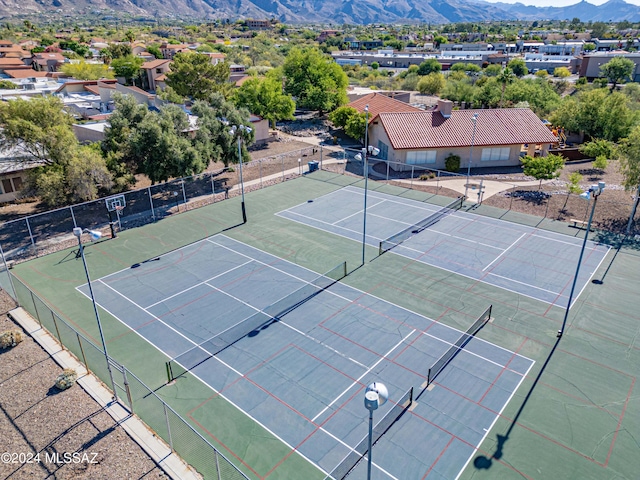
[5,0,640,24]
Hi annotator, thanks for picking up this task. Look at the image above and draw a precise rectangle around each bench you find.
[570,218,588,229]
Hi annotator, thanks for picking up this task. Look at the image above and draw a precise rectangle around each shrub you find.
[55,368,78,390]
[419,174,430,181]
[444,154,461,173]
[0,329,23,349]
[593,155,608,170]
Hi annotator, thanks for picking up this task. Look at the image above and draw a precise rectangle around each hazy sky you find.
[483,0,640,7]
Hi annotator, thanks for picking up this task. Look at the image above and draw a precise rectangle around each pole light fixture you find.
[72,227,118,401]
[558,181,605,338]
[228,124,252,223]
[364,382,388,480]
[464,113,479,200]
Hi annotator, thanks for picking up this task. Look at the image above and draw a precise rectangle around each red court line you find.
[571,325,640,352]
[604,376,635,466]
[408,408,534,480]
[390,308,450,362]
[422,436,455,480]
[478,337,528,404]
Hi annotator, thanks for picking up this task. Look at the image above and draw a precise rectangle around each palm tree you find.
[497,67,515,107]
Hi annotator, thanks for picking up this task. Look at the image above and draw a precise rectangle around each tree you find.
[497,67,515,107]
[234,74,295,128]
[0,96,76,166]
[282,47,348,113]
[483,64,502,77]
[553,67,571,78]
[550,89,638,142]
[371,62,379,70]
[583,43,596,52]
[111,55,143,85]
[191,95,253,167]
[417,58,441,76]
[617,125,640,190]
[328,106,366,141]
[508,58,528,77]
[451,62,481,74]
[146,44,162,59]
[579,139,615,159]
[417,72,445,95]
[128,105,205,184]
[0,97,113,205]
[521,154,565,189]
[107,43,132,59]
[61,61,113,80]
[600,57,635,92]
[166,52,231,101]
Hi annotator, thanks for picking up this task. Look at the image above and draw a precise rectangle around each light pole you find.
[73,227,118,401]
[464,113,479,200]
[354,105,380,265]
[364,382,388,480]
[558,181,605,338]
[228,124,252,223]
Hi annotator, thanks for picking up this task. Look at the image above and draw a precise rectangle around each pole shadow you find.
[473,335,561,470]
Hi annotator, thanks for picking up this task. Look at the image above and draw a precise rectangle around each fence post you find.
[320,145,323,170]
[148,187,156,220]
[260,159,263,189]
[69,206,77,228]
[76,332,88,368]
[123,368,134,412]
[25,218,37,256]
[437,170,440,190]
[163,403,173,450]
[51,312,62,343]
[181,180,187,211]
[210,173,215,199]
[281,156,285,182]
[29,290,41,324]
[386,161,390,182]
[215,450,222,480]
[410,166,415,188]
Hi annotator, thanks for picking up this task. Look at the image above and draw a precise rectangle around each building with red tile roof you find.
[368,99,557,171]
[349,92,421,123]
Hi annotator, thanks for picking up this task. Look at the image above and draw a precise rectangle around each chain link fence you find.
[8,274,250,480]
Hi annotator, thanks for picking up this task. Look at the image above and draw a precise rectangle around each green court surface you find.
[8,170,640,479]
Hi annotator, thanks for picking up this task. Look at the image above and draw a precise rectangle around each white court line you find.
[277,209,385,239]
[311,328,416,423]
[216,235,534,365]
[145,259,254,309]
[482,233,528,272]
[568,244,612,310]
[486,272,564,296]
[455,357,536,480]
[333,199,386,225]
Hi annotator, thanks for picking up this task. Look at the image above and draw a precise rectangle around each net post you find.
[166,361,173,384]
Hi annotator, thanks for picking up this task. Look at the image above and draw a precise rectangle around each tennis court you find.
[77,234,534,479]
[276,186,611,308]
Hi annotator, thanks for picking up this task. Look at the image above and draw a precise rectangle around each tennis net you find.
[326,387,413,480]
[378,196,465,255]
[166,261,347,383]
[427,305,492,387]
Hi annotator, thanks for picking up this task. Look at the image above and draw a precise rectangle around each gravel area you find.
[0,290,168,480]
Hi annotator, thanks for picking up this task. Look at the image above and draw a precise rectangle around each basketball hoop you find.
[115,205,124,212]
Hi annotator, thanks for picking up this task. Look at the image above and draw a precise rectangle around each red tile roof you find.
[4,69,47,78]
[379,108,558,150]
[349,92,421,123]
[142,59,171,70]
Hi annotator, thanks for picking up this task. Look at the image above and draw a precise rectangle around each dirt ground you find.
[0,290,168,480]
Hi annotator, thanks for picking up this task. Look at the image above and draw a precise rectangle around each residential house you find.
[349,92,421,126]
[140,59,171,92]
[317,30,340,42]
[0,57,28,75]
[31,52,65,72]
[524,53,580,74]
[249,114,270,143]
[364,100,557,171]
[0,148,45,202]
[246,19,271,30]
[160,43,189,60]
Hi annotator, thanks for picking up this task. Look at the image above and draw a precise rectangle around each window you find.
[1,179,13,194]
[377,140,389,160]
[481,147,510,162]
[12,177,22,191]
[406,150,436,164]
